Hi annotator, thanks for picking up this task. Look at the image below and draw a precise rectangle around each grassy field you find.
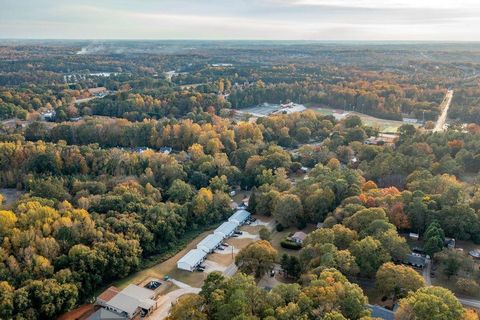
[307,105,419,133]
[113,228,216,289]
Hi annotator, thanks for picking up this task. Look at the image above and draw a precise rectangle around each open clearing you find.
[307,105,420,133]
[114,230,213,289]
[0,188,25,209]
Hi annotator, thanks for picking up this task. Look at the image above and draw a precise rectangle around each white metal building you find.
[214,221,238,239]
[197,234,224,253]
[177,249,207,272]
[228,209,251,225]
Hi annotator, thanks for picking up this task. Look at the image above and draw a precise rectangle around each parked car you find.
[222,243,229,246]
[217,247,224,251]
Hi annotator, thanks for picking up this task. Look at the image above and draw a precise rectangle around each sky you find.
[2,0,480,41]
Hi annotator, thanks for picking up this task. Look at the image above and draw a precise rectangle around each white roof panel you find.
[177,249,207,267]
[197,234,223,252]
[214,221,238,236]
[229,209,251,223]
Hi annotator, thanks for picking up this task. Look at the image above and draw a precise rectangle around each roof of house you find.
[107,292,155,317]
[214,221,238,235]
[292,231,307,241]
[87,308,127,320]
[121,284,155,301]
[229,209,251,223]
[407,253,427,267]
[197,234,224,252]
[88,87,107,94]
[178,249,207,268]
[368,305,395,320]
[97,286,120,302]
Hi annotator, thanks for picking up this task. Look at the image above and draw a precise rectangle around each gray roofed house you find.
[406,253,427,268]
[87,308,127,320]
[290,231,307,244]
[368,305,395,320]
[94,284,157,319]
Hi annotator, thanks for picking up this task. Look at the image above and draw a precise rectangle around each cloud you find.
[1,0,480,40]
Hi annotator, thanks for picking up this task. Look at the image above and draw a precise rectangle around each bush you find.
[276,223,284,232]
[454,278,480,297]
[259,227,271,241]
[280,239,302,250]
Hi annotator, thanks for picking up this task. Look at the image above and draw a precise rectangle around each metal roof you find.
[214,221,238,236]
[177,249,207,268]
[87,308,127,320]
[368,305,395,320]
[121,284,154,301]
[228,209,251,224]
[197,233,224,252]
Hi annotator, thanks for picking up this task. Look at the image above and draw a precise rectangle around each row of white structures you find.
[177,209,251,272]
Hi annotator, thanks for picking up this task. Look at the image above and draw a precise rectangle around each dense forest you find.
[1,41,480,319]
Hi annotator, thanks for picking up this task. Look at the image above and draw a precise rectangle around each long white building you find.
[177,249,207,272]
[197,233,224,253]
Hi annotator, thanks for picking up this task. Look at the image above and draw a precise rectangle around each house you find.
[92,284,157,319]
[368,305,395,320]
[469,249,480,259]
[40,110,56,121]
[88,87,108,97]
[214,221,239,239]
[159,147,173,155]
[409,233,419,241]
[197,234,224,253]
[290,231,307,245]
[177,249,207,272]
[406,253,427,268]
[445,237,456,249]
[228,209,251,225]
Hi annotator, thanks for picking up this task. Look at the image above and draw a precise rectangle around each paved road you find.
[433,90,454,132]
[147,279,201,320]
[421,258,480,310]
[422,258,432,285]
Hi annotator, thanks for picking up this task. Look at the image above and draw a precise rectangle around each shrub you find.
[454,278,480,297]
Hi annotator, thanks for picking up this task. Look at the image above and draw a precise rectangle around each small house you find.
[409,233,419,241]
[290,231,307,245]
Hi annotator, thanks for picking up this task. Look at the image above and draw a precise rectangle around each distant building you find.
[290,231,307,245]
[88,87,108,97]
[159,147,173,154]
[409,233,419,241]
[40,110,56,121]
[91,284,157,319]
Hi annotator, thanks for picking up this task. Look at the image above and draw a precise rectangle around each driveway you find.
[147,279,201,320]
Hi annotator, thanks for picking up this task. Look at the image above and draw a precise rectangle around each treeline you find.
[450,86,480,124]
